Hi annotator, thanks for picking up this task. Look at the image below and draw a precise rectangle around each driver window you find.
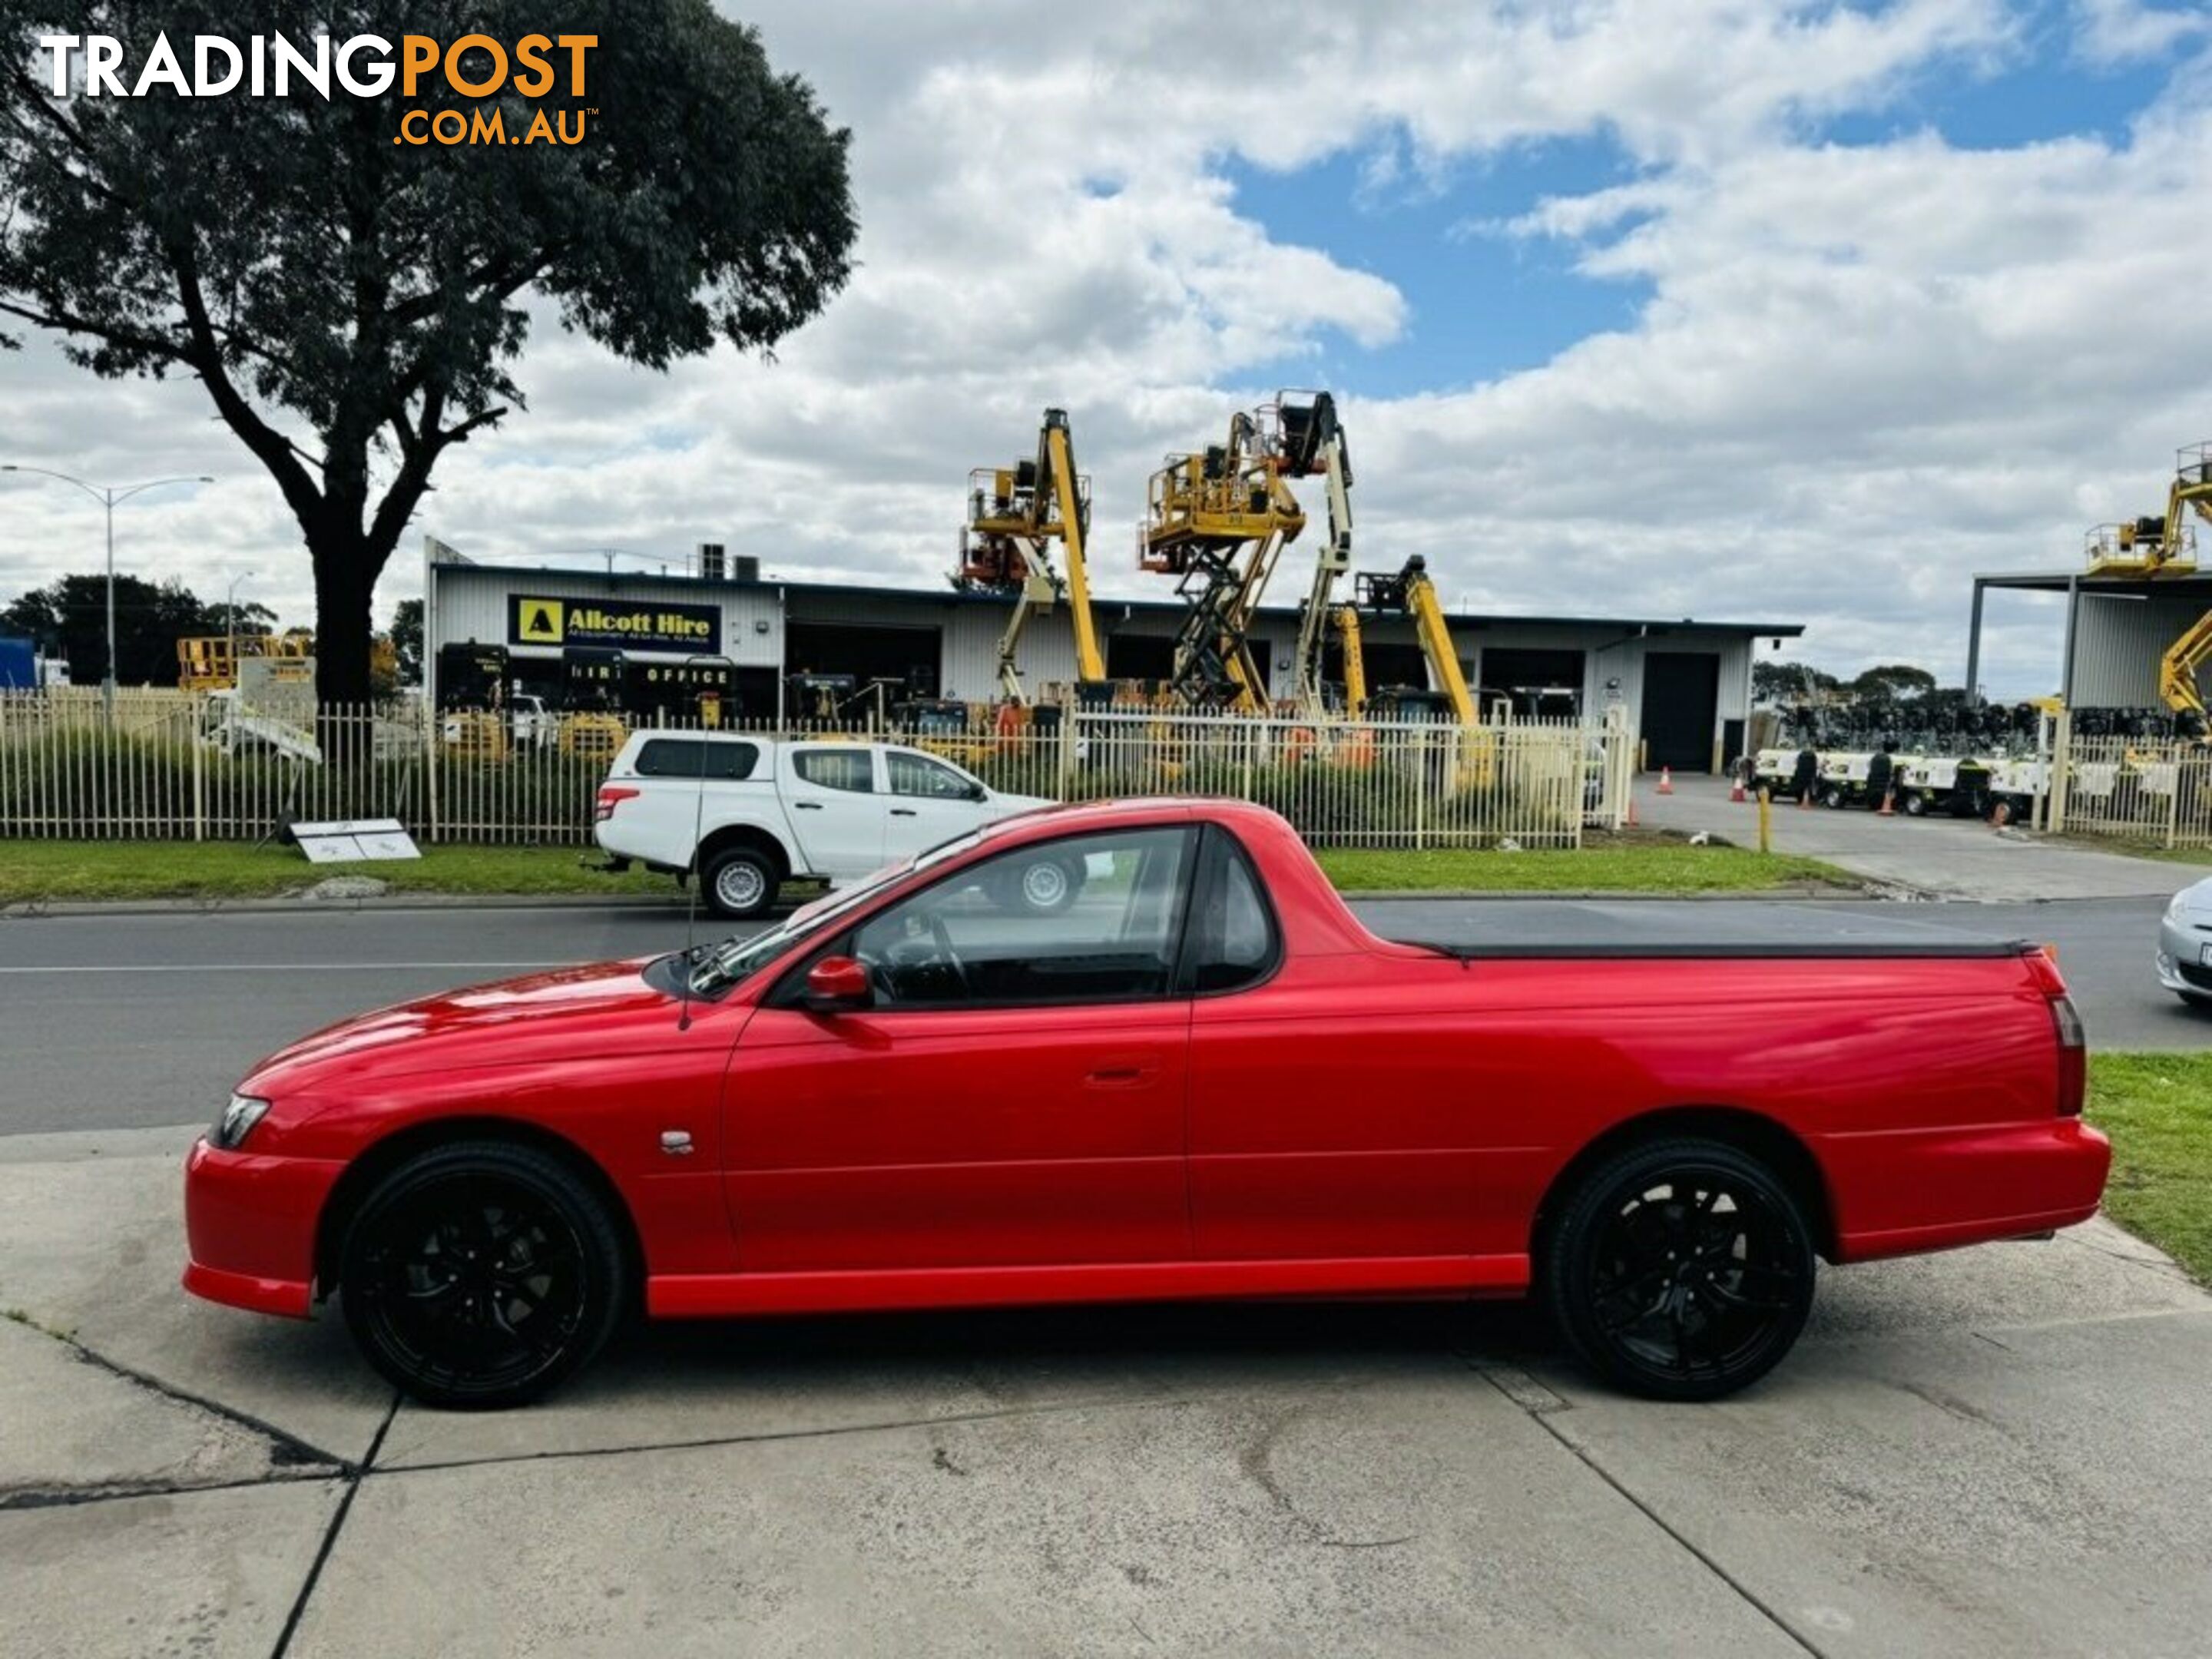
[887,751,974,800]
[851,827,1194,1008]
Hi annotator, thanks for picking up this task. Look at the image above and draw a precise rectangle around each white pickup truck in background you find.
[594,733,1057,916]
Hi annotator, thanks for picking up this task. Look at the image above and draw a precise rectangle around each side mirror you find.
[803,954,873,1013]
[965,780,988,802]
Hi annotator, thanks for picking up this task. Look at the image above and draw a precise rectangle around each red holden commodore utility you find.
[184,798,2109,1409]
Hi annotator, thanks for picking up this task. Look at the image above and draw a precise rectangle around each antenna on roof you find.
[674,655,717,1031]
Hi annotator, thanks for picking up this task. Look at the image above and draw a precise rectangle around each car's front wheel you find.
[1542,1137,1816,1402]
[338,1140,628,1409]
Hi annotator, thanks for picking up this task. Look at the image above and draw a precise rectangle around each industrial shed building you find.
[422,545,1801,773]
[1965,568,2212,709]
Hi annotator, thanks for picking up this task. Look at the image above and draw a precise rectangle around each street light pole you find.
[225,568,257,673]
[1,466,215,724]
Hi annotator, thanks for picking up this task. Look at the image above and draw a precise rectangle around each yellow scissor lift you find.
[1141,392,1342,713]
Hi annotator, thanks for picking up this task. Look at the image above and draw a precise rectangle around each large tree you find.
[0,4,854,701]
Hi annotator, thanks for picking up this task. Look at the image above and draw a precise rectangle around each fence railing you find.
[0,694,1627,850]
[2048,716,2212,847]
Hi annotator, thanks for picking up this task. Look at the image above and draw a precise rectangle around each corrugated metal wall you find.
[2068,593,2207,707]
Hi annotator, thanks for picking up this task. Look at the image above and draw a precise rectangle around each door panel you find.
[1184,959,1528,1261]
[726,1002,1192,1270]
[780,746,888,875]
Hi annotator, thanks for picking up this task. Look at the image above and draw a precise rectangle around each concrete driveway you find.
[4,1123,2208,1658]
[1640,775,2190,902]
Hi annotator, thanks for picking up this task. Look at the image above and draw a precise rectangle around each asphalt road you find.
[1,892,2197,1137]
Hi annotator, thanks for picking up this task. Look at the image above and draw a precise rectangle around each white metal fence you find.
[2047,715,2212,848]
[0,694,1630,849]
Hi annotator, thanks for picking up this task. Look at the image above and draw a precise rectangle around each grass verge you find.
[2,834,1862,904]
[2089,1052,2212,1283]
[1316,836,1854,896]
[0,839,667,903]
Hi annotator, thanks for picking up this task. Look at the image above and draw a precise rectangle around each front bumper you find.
[2155,909,2212,994]
[180,1137,346,1319]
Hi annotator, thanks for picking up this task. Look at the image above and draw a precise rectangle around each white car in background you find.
[594,732,1055,918]
[2157,876,2212,1008]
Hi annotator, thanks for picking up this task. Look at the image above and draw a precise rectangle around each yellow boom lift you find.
[2085,441,2212,578]
[2140,444,2212,727]
[955,408,1105,705]
[1283,393,1355,716]
[1141,391,1341,711]
[1350,555,1478,726]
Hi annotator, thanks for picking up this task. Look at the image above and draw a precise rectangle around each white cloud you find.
[2,1,2201,697]
[2070,0,2209,65]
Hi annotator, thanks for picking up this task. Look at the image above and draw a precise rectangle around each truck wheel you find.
[1902,792,1927,817]
[1819,786,1846,810]
[702,847,777,919]
[1541,1137,1815,1402]
[338,1140,628,1410]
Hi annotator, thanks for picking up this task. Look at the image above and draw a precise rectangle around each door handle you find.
[890,807,918,816]
[1084,1057,1161,1089]
[794,801,823,810]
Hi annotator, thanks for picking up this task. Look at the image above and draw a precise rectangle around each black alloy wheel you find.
[1544,1138,1815,1402]
[339,1141,628,1409]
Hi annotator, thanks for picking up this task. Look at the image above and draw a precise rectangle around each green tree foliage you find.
[1849,663,1938,699]
[389,595,423,685]
[1,571,216,684]
[1752,661,1841,701]
[0,4,855,702]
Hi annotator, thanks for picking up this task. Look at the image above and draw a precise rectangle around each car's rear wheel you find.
[703,846,777,919]
[1542,1137,1815,1402]
[338,1141,628,1409]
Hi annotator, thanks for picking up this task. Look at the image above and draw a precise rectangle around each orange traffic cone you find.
[1730,773,1747,803]
[1992,801,2011,828]
[1877,788,1896,816]
[1657,766,1674,795]
[1626,792,1639,827]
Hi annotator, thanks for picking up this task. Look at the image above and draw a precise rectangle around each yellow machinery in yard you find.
[1141,390,1341,712]
[1351,555,1479,727]
[1332,604,1367,720]
[177,629,316,694]
[1283,393,1355,717]
[2085,441,2212,578]
[957,409,1107,706]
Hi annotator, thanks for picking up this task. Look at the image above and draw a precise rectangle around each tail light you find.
[2025,945,2086,1116]
[596,785,639,822]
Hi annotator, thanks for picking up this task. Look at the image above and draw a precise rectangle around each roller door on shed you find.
[1640,651,1720,773]
[786,621,942,697]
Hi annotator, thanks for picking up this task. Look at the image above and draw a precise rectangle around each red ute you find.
[184,798,2109,1407]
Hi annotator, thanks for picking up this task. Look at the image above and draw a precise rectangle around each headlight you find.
[210,1094,271,1151]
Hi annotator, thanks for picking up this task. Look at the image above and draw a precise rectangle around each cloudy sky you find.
[5,0,2210,694]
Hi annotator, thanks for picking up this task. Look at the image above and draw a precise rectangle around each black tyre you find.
[702,846,777,919]
[1542,1137,1816,1402]
[339,1140,629,1409]
[1820,786,1846,810]
[1902,791,1927,817]
[2180,991,2212,1012]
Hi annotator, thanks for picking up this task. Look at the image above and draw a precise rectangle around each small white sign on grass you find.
[292,819,422,863]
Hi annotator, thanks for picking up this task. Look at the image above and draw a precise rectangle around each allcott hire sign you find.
[508,596,720,653]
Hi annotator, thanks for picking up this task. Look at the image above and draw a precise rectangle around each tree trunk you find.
[310,530,378,707]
